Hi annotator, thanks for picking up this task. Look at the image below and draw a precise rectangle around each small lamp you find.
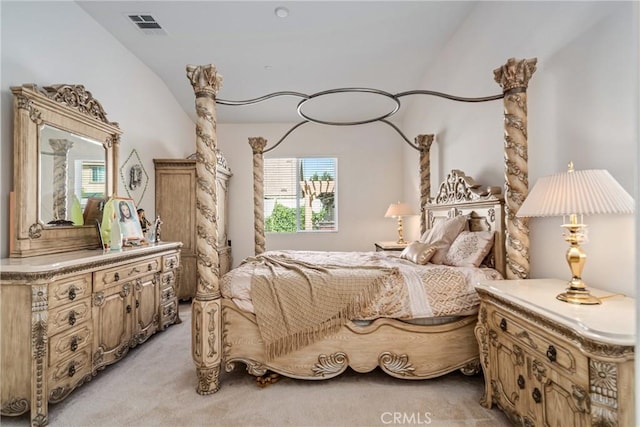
[385,202,415,244]
[517,162,634,305]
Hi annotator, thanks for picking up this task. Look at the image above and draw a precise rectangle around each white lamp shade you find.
[385,202,415,218]
[517,168,634,217]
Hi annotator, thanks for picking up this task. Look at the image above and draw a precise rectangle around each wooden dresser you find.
[154,155,232,300]
[0,242,181,426]
[474,279,635,426]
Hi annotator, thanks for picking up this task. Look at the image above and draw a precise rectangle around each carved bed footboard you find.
[222,299,480,381]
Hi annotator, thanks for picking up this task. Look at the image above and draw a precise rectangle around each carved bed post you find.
[416,134,434,235]
[48,138,74,221]
[186,64,223,394]
[248,137,267,255]
[494,57,537,279]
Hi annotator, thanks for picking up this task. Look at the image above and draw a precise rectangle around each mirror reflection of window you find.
[77,161,106,210]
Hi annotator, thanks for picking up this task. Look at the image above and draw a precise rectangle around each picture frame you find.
[112,196,145,243]
[83,197,107,225]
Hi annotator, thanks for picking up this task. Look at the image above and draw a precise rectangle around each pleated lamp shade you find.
[517,168,634,217]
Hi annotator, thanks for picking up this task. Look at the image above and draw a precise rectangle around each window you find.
[264,157,337,232]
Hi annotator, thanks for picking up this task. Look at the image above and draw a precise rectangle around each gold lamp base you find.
[557,218,601,305]
[395,217,407,244]
[556,286,601,305]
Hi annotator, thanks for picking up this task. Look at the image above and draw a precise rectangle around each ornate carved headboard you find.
[424,170,505,276]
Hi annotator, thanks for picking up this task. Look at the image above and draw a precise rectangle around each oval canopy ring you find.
[296,88,401,126]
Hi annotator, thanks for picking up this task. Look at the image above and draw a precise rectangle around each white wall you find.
[0,1,195,258]
[218,122,408,266]
[402,2,638,296]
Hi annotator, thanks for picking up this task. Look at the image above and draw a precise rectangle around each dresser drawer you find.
[490,307,578,374]
[160,269,175,289]
[49,322,91,367]
[93,257,161,291]
[48,299,92,336]
[48,348,92,400]
[163,253,179,271]
[160,299,178,324]
[160,282,176,303]
[49,274,91,310]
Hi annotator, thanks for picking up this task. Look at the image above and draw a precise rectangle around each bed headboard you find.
[424,170,505,276]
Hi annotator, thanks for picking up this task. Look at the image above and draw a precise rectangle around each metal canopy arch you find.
[216,87,505,150]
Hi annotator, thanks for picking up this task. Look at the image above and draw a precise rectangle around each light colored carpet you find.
[2,303,510,427]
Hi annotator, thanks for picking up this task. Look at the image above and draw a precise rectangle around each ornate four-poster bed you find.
[185,57,537,394]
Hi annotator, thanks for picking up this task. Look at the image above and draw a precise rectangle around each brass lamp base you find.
[556,287,601,305]
[395,217,406,245]
[557,219,601,305]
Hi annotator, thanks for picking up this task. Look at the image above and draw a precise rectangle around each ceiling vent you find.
[127,14,167,35]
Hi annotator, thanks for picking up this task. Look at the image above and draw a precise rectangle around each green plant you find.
[265,202,296,232]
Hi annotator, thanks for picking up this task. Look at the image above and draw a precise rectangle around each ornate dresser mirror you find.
[10,84,121,257]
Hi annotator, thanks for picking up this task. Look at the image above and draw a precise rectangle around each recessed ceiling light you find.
[274,7,289,18]
[264,65,273,70]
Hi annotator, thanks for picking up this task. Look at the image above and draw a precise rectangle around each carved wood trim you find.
[477,290,635,359]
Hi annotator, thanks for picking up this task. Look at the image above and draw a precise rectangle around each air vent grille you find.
[127,14,167,35]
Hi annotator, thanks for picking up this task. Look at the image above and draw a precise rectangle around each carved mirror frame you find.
[10,84,121,257]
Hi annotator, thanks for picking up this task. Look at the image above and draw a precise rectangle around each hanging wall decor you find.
[119,148,149,206]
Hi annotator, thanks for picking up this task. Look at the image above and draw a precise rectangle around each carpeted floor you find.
[2,303,510,427]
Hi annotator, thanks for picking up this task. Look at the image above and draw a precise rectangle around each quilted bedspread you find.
[221,250,503,321]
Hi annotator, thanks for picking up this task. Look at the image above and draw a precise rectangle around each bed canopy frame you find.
[185,57,537,394]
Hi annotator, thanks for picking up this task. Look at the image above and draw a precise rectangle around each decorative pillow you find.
[420,215,468,264]
[400,242,438,265]
[443,230,495,268]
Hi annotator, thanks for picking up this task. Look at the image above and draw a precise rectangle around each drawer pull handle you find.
[68,286,77,301]
[148,263,153,271]
[532,388,541,403]
[546,345,557,363]
[136,299,140,309]
[500,318,507,331]
[126,305,132,314]
[68,311,76,326]
[68,363,76,377]
[517,375,525,389]
[70,336,78,352]
[114,272,120,281]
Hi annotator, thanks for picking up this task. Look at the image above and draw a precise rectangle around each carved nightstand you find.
[374,241,408,252]
[474,279,635,426]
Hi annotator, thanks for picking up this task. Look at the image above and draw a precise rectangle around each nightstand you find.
[374,241,408,252]
[474,279,635,426]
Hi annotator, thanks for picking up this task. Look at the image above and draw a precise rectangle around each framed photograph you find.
[113,197,145,243]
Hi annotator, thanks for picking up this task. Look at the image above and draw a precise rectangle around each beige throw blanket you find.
[248,254,401,360]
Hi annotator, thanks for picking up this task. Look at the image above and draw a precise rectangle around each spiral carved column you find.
[416,134,434,235]
[249,137,267,255]
[186,64,223,394]
[49,139,74,221]
[494,57,537,279]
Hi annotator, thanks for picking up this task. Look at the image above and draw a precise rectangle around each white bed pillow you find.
[443,230,495,268]
[419,215,468,264]
[399,242,439,265]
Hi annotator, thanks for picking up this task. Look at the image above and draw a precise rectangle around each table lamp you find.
[385,202,415,244]
[517,162,634,304]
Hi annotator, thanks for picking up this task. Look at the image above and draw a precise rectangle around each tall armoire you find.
[153,152,232,300]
